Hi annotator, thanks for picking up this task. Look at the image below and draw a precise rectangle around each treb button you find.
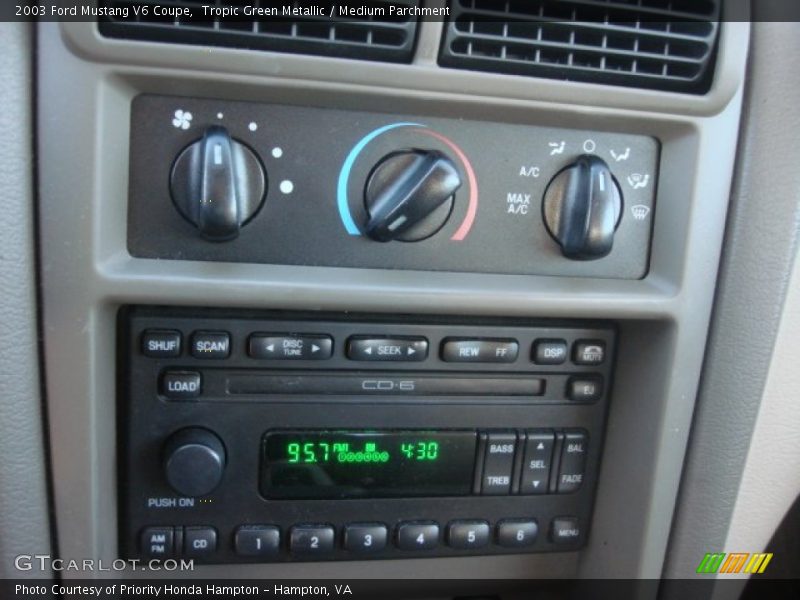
[481,432,518,495]
[347,337,428,361]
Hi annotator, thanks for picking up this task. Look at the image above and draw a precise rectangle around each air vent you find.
[98,1,420,63]
[439,0,720,93]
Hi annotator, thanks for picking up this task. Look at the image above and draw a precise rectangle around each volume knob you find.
[162,428,226,497]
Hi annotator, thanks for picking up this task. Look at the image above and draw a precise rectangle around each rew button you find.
[441,338,518,363]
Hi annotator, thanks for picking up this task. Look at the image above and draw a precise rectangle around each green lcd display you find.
[261,430,477,499]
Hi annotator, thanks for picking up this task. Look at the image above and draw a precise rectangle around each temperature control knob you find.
[543,155,622,260]
[163,428,226,497]
[364,150,462,242]
[170,125,266,242]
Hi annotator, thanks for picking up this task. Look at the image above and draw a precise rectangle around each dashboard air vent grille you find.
[439,0,720,93]
[98,1,420,63]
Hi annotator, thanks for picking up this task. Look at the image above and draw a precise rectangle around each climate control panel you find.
[120,307,615,563]
[127,95,659,278]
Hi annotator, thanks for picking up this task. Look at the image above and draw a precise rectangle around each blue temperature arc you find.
[337,122,424,235]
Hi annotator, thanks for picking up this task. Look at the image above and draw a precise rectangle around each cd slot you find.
[227,372,545,397]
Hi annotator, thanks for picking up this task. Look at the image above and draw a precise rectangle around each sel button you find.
[347,337,428,361]
[520,431,555,495]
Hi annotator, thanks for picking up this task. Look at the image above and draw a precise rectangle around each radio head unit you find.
[120,307,614,563]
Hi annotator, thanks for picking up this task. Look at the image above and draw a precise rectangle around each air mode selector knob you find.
[364,150,462,242]
[543,155,623,260]
[170,125,266,242]
[163,428,226,497]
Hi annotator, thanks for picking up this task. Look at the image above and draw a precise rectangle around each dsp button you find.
[481,432,518,495]
[142,330,181,358]
[519,431,555,495]
[347,337,427,361]
[441,338,518,363]
[160,371,201,399]
[190,331,230,359]
[249,334,333,360]
[557,431,588,493]
[532,339,567,365]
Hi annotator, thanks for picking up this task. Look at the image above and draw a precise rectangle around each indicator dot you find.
[248,122,258,132]
[272,147,283,158]
[216,112,223,119]
[280,180,294,194]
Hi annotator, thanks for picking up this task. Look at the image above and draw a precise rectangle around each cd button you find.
[441,338,519,363]
[346,337,428,361]
[183,526,217,558]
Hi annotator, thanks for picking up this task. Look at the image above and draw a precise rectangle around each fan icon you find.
[172,109,193,130]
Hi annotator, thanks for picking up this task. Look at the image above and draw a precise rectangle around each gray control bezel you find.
[38,18,749,581]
